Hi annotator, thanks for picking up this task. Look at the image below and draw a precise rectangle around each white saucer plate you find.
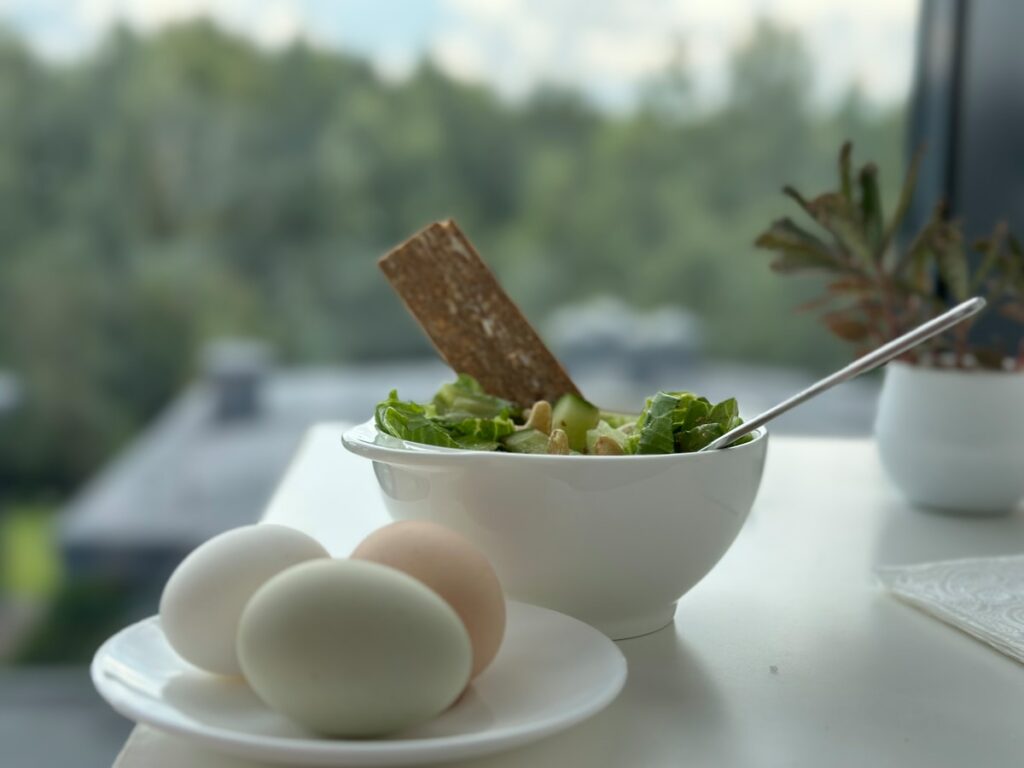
[92,601,627,766]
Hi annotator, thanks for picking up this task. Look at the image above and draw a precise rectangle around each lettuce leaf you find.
[432,374,517,421]
[630,392,679,454]
[375,391,460,448]
[375,378,515,450]
[627,391,750,454]
[443,415,515,446]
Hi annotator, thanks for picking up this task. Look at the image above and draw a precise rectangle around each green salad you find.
[374,374,751,455]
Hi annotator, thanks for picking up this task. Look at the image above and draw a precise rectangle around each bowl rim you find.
[341,418,768,466]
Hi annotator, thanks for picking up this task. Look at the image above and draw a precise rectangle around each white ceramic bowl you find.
[342,421,768,639]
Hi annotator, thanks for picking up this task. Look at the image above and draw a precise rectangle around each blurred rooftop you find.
[59,356,879,583]
[59,360,451,575]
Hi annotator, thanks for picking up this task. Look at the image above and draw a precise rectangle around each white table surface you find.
[114,425,1024,768]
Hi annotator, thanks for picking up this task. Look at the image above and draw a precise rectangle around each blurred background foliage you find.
[0,18,903,499]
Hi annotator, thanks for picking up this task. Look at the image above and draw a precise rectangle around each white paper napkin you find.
[877,554,1024,665]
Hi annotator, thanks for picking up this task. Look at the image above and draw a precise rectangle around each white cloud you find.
[0,0,919,110]
[249,1,305,49]
[77,0,233,31]
[579,31,670,79]
[433,29,488,83]
[373,45,417,84]
[27,0,314,57]
[434,0,918,109]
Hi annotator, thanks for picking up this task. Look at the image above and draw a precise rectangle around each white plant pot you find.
[875,362,1024,515]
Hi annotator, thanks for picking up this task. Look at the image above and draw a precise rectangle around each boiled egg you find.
[237,558,471,737]
[352,520,506,679]
[159,524,328,676]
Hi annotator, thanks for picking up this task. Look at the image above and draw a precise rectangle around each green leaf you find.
[708,398,739,426]
[806,193,874,267]
[375,393,460,448]
[432,373,516,420]
[934,228,968,302]
[895,203,945,289]
[971,221,1008,293]
[375,377,515,450]
[858,163,883,258]
[442,415,516,443]
[1002,234,1024,288]
[755,218,847,273]
[676,423,725,452]
[1009,234,1024,257]
[677,396,710,430]
[838,141,853,204]
[780,185,873,267]
[633,392,680,454]
[782,185,817,218]
[879,145,924,258]
[631,391,748,454]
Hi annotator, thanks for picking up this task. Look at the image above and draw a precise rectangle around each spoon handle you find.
[699,296,987,452]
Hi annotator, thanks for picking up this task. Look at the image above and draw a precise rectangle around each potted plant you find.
[756,142,1024,515]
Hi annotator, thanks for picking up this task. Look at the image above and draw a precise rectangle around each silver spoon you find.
[699,296,987,452]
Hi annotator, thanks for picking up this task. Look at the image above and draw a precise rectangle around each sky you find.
[0,0,919,111]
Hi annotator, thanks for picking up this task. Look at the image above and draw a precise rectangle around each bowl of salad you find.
[343,375,767,639]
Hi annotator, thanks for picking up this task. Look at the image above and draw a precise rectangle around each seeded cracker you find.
[379,220,581,407]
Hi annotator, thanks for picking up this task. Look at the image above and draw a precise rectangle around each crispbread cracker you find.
[379,220,581,407]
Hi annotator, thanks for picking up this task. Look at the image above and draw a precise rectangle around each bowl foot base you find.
[590,604,677,640]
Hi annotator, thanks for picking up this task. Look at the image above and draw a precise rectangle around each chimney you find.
[202,339,271,422]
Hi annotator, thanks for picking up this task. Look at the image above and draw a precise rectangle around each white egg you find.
[159,524,328,676]
[237,559,472,737]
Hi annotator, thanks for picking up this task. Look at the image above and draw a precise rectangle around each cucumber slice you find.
[502,429,550,454]
[551,393,600,453]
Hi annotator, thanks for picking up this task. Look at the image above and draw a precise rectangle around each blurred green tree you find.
[0,19,903,496]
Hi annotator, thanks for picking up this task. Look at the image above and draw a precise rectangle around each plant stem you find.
[871,258,903,344]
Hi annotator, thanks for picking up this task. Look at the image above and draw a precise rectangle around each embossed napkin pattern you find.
[877,555,1024,665]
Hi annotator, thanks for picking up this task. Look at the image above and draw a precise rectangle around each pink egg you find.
[352,521,506,679]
